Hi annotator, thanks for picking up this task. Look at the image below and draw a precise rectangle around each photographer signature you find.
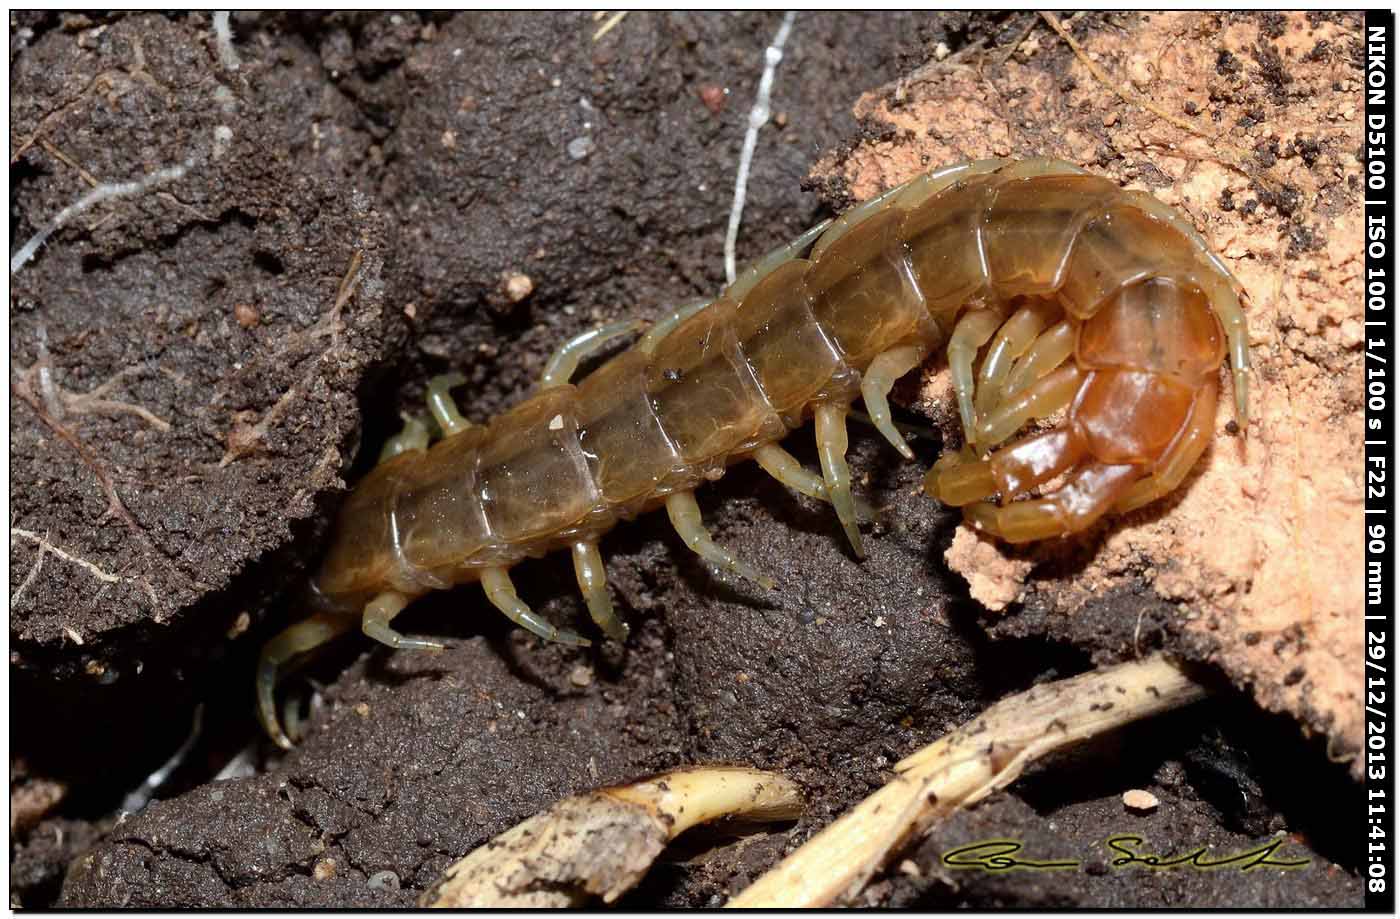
[942,836,1310,873]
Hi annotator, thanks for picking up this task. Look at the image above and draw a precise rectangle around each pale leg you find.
[814,403,865,559]
[257,611,357,750]
[974,305,1055,417]
[752,443,875,521]
[860,344,925,459]
[975,364,1083,448]
[1001,319,1075,401]
[362,590,445,652]
[426,373,471,436]
[947,307,1005,448]
[571,540,628,641]
[378,413,431,462]
[481,567,590,646]
[728,218,833,300]
[636,299,713,354]
[753,443,830,501]
[664,491,775,588]
[540,319,647,388]
[1213,292,1251,428]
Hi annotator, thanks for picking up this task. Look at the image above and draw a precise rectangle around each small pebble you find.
[367,869,400,891]
[1123,788,1160,812]
[355,702,370,718]
[212,124,234,160]
[313,858,337,881]
[226,611,250,639]
[503,273,534,303]
[567,136,595,160]
[570,664,594,688]
[233,302,260,328]
[698,84,727,114]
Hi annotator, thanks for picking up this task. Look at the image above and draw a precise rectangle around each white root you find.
[212,11,241,72]
[727,654,1209,907]
[724,11,798,285]
[10,162,190,275]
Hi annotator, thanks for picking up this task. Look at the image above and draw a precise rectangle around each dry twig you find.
[421,766,803,908]
[728,655,1209,907]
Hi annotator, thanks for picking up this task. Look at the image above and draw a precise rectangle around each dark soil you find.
[10,11,1361,908]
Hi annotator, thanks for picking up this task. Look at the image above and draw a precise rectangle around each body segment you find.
[259,158,1249,747]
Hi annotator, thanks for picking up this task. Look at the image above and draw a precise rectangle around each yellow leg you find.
[814,403,865,559]
[975,364,1083,449]
[482,567,590,646]
[860,344,925,460]
[964,462,1140,543]
[665,491,775,589]
[426,373,471,436]
[947,307,1005,448]
[572,540,628,641]
[257,611,357,750]
[974,304,1055,418]
[541,320,646,388]
[361,590,444,652]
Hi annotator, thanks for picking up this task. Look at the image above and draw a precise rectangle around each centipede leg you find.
[1114,379,1219,513]
[1001,319,1075,401]
[426,372,472,436]
[860,344,925,460]
[814,403,866,559]
[377,412,431,462]
[571,540,628,641]
[923,448,997,506]
[283,694,306,746]
[964,461,1140,543]
[975,364,1084,448]
[974,304,1055,418]
[752,444,876,520]
[664,491,775,589]
[481,567,591,646]
[926,428,1086,507]
[1213,294,1251,428]
[727,217,833,300]
[362,590,446,652]
[257,611,358,750]
[948,307,1006,449]
[753,443,829,501]
[540,319,647,388]
[636,299,712,354]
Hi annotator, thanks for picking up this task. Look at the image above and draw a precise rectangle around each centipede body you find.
[257,156,1250,748]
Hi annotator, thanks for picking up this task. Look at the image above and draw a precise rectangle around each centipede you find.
[257,156,1250,748]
